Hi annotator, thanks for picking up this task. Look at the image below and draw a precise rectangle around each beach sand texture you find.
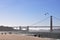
[0,34,55,40]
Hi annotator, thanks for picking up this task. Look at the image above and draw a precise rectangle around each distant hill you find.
[0,26,16,31]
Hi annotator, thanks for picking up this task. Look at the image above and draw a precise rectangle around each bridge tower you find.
[27,26,29,31]
[19,26,21,31]
[50,16,53,32]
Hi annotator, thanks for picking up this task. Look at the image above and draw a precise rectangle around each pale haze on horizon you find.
[0,0,60,26]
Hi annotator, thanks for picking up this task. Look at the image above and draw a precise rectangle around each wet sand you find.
[0,34,56,40]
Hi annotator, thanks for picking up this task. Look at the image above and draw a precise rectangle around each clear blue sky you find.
[0,0,60,26]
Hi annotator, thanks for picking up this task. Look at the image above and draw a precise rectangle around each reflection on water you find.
[56,39,60,40]
[46,38,60,40]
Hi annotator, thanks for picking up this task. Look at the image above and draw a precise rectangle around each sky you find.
[0,0,60,26]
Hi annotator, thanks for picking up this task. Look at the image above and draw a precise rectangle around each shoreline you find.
[0,34,59,40]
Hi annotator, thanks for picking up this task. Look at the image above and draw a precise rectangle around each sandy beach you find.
[0,34,56,40]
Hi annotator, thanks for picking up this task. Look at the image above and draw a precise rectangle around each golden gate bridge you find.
[0,15,60,39]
